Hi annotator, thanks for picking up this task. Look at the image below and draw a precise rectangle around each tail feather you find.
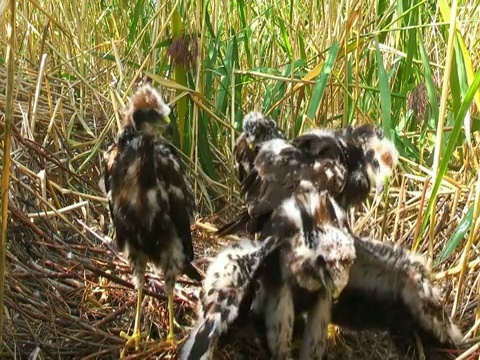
[180,236,285,359]
[180,317,217,360]
[215,210,251,237]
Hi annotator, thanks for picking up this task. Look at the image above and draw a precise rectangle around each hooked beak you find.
[153,115,171,132]
[163,114,171,125]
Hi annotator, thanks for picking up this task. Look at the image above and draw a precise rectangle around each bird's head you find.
[313,193,356,298]
[346,124,399,195]
[123,83,171,136]
[242,112,284,149]
[283,191,356,299]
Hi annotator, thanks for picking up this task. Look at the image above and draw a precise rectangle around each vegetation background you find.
[0,0,480,358]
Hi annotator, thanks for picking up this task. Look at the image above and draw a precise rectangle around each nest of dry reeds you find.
[0,66,479,360]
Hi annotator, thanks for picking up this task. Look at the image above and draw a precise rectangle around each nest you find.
[1,69,479,360]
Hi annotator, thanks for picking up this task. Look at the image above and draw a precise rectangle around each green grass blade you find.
[306,41,339,120]
[435,204,474,265]
[374,36,392,138]
[127,0,146,52]
[170,9,188,150]
[414,69,480,250]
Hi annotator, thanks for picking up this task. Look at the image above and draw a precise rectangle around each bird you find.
[233,111,285,184]
[216,120,399,350]
[101,83,203,356]
[330,235,462,350]
[178,236,286,360]
[336,124,398,208]
[216,122,399,238]
[180,190,357,360]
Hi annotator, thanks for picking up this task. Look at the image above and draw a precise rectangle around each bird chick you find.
[102,83,202,357]
[234,111,285,184]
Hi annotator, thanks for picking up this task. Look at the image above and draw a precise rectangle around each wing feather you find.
[101,128,137,222]
[217,134,348,237]
[331,237,462,347]
[179,235,286,360]
[154,141,196,263]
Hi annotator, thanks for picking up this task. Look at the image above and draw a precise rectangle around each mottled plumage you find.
[217,124,398,237]
[330,236,462,348]
[179,236,285,360]
[181,191,357,359]
[253,235,463,355]
[255,191,356,360]
[101,83,201,355]
[233,112,285,184]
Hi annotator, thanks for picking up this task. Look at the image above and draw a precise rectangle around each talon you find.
[327,324,352,352]
[159,335,176,349]
[120,330,148,357]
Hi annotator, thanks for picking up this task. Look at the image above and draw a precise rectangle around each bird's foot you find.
[158,331,177,349]
[328,324,351,352]
[119,330,148,357]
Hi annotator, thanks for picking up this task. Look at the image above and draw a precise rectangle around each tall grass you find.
[1,0,480,322]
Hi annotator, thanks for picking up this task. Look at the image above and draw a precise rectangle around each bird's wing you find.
[101,128,137,222]
[101,142,118,219]
[331,236,462,347]
[154,140,196,264]
[179,235,286,360]
[216,136,349,238]
[233,133,256,184]
[242,137,348,219]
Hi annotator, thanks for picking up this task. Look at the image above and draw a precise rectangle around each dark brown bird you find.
[216,123,398,238]
[101,83,202,356]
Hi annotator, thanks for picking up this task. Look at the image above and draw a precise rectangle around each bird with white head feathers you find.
[233,111,286,184]
[216,121,399,238]
[180,190,357,360]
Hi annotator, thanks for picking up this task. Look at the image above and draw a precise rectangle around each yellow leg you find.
[157,286,177,348]
[167,290,175,342]
[120,285,148,357]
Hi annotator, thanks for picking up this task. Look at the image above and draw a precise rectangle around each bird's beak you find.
[154,115,170,133]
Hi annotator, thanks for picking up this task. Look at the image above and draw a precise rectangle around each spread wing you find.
[179,235,286,360]
[331,237,462,347]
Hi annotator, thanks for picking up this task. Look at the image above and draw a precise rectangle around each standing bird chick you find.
[102,84,202,356]
[234,111,285,184]
[257,191,356,360]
